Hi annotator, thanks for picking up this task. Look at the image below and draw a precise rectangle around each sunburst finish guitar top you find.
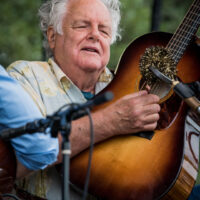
[70,1,200,199]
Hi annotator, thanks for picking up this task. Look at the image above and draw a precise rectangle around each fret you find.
[188,10,200,17]
[174,28,197,39]
[170,32,195,45]
[166,0,200,64]
[191,4,200,9]
[182,17,200,26]
[184,17,200,24]
[177,27,197,35]
[169,43,188,53]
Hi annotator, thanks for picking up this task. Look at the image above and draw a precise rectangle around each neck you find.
[72,73,97,93]
[62,66,103,93]
[54,57,105,93]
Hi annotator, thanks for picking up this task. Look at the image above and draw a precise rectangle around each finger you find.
[136,93,160,106]
[143,104,161,116]
[143,113,160,124]
[123,90,148,100]
[145,85,151,93]
[127,94,159,109]
[143,121,158,131]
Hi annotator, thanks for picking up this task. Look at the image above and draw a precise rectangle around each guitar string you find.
[139,69,161,94]
[140,78,160,95]
[167,2,199,60]
[156,1,200,94]
[167,0,200,53]
[171,4,200,62]
[151,80,160,94]
[167,0,200,63]
[140,81,146,90]
[140,0,200,95]
[167,5,199,62]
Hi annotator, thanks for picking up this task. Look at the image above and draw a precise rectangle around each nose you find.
[87,26,100,42]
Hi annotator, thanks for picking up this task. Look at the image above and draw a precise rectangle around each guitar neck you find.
[166,0,200,64]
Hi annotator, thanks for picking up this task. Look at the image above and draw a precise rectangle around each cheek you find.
[63,38,79,58]
[102,44,110,65]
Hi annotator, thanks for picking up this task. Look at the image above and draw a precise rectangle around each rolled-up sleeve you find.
[0,67,59,170]
[11,131,58,170]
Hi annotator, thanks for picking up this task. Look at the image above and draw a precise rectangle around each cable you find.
[69,107,95,200]
[82,108,94,200]
[1,193,21,200]
[53,104,72,115]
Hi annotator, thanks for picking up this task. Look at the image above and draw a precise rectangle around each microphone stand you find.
[0,92,114,200]
[58,108,74,200]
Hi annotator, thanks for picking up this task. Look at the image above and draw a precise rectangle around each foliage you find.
[109,0,195,70]
[0,0,42,67]
[109,0,152,70]
[0,0,196,69]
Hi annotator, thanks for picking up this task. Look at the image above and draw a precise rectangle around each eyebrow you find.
[72,20,90,26]
[72,20,111,30]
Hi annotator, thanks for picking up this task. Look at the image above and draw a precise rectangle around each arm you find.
[0,67,59,178]
[69,90,160,157]
[6,63,160,163]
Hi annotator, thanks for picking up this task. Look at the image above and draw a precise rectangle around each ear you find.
[47,26,56,49]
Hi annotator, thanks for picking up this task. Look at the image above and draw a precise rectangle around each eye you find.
[101,30,108,35]
[77,26,87,28]
[73,25,87,29]
[72,22,89,29]
[99,25,111,37]
[100,29,111,38]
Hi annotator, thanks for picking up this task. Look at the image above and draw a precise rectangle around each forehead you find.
[65,0,111,25]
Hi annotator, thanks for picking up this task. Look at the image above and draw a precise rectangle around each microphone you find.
[0,91,114,140]
[67,91,114,120]
[0,118,50,140]
[54,91,113,120]
[88,91,114,106]
[149,66,200,115]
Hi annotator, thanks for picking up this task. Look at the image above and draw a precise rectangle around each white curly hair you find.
[38,0,121,58]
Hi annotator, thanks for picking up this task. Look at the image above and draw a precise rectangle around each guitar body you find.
[0,139,16,194]
[70,32,200,200]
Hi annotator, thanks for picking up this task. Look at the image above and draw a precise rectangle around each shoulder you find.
[7,60,50,73]
[0,65,8,76]
[7,60,51,84]
[0,65,19,88]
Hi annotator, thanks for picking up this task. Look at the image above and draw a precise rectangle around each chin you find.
[79,62,104,72]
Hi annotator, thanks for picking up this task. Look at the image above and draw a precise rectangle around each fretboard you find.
[166,0,200,64]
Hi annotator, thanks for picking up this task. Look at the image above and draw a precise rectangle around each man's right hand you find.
[70,90,160,157]
[102,90,161,137]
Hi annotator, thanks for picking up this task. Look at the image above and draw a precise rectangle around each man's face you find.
[49,0,112,74]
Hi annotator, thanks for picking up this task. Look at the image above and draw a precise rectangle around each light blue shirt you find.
[0,65,59,170]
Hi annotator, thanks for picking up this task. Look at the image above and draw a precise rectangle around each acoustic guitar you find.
[70,0,200,199]
[0,140,16,195]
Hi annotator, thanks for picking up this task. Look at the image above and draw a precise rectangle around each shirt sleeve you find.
[0,66,59,170]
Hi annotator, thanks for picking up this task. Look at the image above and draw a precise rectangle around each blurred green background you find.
[0,0,199,184]
[0,0,195,69]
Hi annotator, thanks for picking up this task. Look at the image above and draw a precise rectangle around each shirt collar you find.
[48,58,66,82]
[48,57,113,94]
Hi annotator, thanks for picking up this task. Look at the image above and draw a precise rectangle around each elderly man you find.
[7,0,160,199]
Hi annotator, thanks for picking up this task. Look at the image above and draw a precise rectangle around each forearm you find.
[59,91,160,158]
[69,109,115,157]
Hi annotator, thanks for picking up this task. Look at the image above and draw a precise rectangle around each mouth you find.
[81,47,99,54]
